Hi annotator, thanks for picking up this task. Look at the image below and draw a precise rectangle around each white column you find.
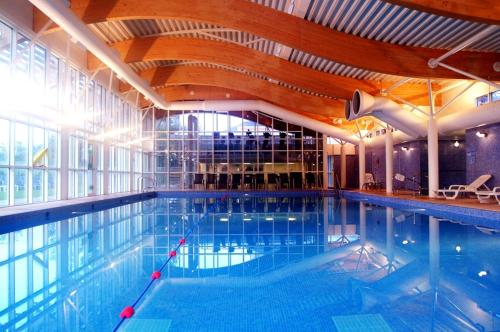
[322,136,328,189]
[90,142,98,196]
[129,147,135,192]
[358,139,365,190]
[428,81,439,198]
[340,143,347,188]
[103,143,110,195]
[60,128,70,200]
[385,128,394,194]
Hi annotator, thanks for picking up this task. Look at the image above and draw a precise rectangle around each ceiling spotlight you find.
[225,93,231,98]
[401,146,409,151]
[453,141,460,148]
[189,90,195,96]
[476,131,487,138]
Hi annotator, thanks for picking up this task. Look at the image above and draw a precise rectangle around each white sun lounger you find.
[435,174,492,200]
[475,187,500,204]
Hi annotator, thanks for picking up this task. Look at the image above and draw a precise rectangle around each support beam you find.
[427,80,439,198]
[60,128,69,200]
[385,128,394,194]
[384,0,500,25]
[358,139,365,190]
[34,0,500,79]
[323,136,328,190]
[87,36,377,100]
[161,85,254,102]
[134,66,345,117]
[340,143,347,189]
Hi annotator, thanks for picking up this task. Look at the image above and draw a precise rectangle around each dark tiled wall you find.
[365,138,466,190]
[466,122,500,188]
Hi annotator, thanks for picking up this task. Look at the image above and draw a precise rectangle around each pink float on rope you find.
[120,306,135,319]
[169,250,177,257]
[151,271,161,280]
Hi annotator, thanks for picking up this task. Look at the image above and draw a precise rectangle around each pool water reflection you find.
[0,195,498,331]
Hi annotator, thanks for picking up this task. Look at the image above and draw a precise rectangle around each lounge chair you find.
[475,187,500,204]
[435,174,492,200]
[362,173,383,190]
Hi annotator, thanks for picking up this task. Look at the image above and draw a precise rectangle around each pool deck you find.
[342,189,500,226]
[348,189,500,212]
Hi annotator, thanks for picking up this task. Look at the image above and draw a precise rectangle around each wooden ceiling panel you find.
[129,65,345,117]
[34,0,500,79]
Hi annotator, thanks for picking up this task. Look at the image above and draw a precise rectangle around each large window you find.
[143,109,324,190]
[0,18,141,205]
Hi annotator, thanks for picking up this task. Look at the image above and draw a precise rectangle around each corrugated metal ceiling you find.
[87,0,499,87]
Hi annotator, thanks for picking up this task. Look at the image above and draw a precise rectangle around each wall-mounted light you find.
[401,146,409,151]
[476,131,488,138]
[453,141,460,148]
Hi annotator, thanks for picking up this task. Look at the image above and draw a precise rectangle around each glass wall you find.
[0,17,142,204]
[142,109,324,190]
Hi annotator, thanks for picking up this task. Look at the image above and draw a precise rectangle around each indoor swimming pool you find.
[0,193,499,332]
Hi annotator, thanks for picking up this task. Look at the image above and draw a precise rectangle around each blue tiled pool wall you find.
[0,192,156,234]
[342,190,500,227]
[466,122,500,188]
[365,138,468,191]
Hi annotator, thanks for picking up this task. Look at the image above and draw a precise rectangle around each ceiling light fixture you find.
[453,141,460,147]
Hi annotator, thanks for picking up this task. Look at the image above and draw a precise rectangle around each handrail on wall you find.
[137,175,156,192]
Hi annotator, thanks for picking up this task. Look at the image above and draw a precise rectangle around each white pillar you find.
[340,143,347,188]
[322,136,328,189]
[60,128,70,200]
[129,147,135,192]
[427,81,439,198]
[103,143,110,195]
[385,128,394,194]
[358,140,365,190]
[428,117,439,198]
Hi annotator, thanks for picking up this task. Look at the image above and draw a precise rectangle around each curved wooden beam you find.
[162,85,254,102]
[34,0,499,79]
[91,36,440,105]
[129,66,345,117]
[384,0,500,25]
[88,36,377,99]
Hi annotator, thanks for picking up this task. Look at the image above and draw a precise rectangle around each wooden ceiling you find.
[33,0,498,134]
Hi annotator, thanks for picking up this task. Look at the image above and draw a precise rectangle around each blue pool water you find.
[0,194,499,331]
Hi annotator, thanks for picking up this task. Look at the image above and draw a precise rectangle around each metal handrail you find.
[137,175,156,192]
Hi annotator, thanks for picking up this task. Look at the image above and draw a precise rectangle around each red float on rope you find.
[151,271,161,280]
[179,238,186,245]
[120,306,135,319]
[169,250,177,257]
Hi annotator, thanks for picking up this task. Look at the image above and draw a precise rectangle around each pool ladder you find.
[137,176,156,192]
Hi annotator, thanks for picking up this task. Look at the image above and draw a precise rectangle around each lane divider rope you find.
[112,195,228,331]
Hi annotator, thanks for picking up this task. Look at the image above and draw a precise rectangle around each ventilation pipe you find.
[165,100,359,144]
[346,90,427,138]
[438,102,500,134]
[29,0,169,109]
